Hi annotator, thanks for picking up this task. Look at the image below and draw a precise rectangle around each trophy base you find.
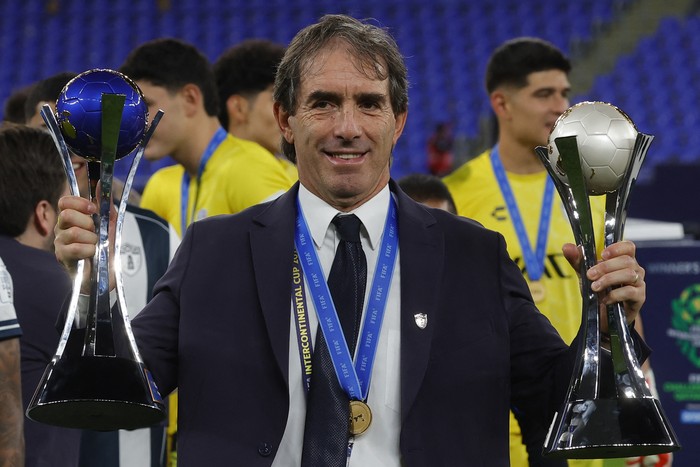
[27,355,166,431]
[543,397,680,459]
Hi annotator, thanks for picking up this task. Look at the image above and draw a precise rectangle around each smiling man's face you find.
[276,41,406,212]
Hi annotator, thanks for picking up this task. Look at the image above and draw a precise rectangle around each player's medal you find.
[528,280,546,303]
[349,400,372,436]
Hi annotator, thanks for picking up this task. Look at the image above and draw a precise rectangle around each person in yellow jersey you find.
[123,38,294,238]
[444,38,662,467]
[214,38,299,183]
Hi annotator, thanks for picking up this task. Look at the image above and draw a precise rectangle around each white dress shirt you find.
[273,184,402,466]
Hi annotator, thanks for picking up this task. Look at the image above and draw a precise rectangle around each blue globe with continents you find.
[56,69,148,160]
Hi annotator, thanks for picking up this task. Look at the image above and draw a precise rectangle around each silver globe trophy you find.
[534,101,680,458]
[26,69,166,430]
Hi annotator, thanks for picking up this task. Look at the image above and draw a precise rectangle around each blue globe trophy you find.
[534,102,679,458]
[27,69,167,430]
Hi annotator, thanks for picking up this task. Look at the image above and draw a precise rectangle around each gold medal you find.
[349,400,372,436]
[529,280,546,303]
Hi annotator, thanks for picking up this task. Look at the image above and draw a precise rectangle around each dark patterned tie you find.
[301,214,367,467]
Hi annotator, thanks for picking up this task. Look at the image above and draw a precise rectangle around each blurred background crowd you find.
[2,0,699,233]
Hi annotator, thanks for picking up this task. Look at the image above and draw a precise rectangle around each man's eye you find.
[359,100,381,110]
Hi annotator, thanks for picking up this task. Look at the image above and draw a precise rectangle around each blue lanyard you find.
[490,145,553,281]
[180,127,227,235]
[294,196,398,401]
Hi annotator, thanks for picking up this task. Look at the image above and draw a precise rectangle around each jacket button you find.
[258,442,273,457]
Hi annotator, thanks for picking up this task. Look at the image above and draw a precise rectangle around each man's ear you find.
[273,102,294,145]
[180,83,203,117]
[392,110,408,145]
[33,200,54,237]
[490,90,509,119]
[226,95,249,127]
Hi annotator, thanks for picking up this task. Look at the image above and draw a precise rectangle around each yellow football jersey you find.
[141,134,294,237]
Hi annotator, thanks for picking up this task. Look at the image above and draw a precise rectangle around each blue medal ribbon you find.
[490,145,553,281]
[180,127,228,235]
[294,196,398,401]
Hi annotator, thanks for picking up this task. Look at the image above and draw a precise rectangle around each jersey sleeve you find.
[223,152,293,213]
[0,258,21,341]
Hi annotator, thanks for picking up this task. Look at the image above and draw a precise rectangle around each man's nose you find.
[334,106,362,140]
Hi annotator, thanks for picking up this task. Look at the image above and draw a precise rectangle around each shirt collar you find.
[297,183,391,251]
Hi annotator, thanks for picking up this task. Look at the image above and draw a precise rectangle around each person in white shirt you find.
[0,255,23,466]
[54,14,649,466]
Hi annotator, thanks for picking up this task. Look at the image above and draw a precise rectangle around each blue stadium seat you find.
[2,1,698,181]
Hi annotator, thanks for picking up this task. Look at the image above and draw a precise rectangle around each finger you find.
[600,282,645,308]
[54,207,99,267]
[587,252,642,285]
[57,208,97,233]
[58,221,99,246]
[562,243,581,271]
[600,239,636,261]
[590,264,643,292]
[58,195,96,215]
[55,227,97,265]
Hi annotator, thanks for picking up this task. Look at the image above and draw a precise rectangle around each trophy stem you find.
[83,94,124,358]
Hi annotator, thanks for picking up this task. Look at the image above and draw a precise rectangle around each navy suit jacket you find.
[131,181,605,466]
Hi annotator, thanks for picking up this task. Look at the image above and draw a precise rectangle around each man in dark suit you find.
[55,14,648,466]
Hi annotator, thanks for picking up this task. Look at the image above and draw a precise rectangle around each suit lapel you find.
[249,182,444,415]
[250,184,300,386]
[394,185,444,423]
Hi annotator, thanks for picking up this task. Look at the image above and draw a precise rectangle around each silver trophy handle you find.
[40,104,84,356]
[603,133,655,400]
[113,109,163,363]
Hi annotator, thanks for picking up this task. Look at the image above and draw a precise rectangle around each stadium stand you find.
[1,0,697,198]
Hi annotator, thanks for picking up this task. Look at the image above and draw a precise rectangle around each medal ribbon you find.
[292,250,314,393]
[180,127,227,235]
[294,196,398,401]
[490,145,553,281]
